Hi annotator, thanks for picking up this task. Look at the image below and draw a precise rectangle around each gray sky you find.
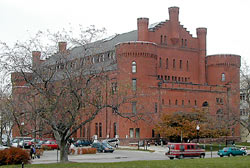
[0,0,249,62]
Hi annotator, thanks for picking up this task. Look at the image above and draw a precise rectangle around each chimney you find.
[58,42,67,52]
[169,7,179,22]
[32,51,41,70]
[137,18,149,41]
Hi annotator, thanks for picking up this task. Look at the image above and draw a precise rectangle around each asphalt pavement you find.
[30,145,243,164]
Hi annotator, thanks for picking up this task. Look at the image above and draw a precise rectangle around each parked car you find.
[166,143,205,159]
[24,139,41,149]
[91,142,114,153]
[11,137,32,148]
[35,140,46,149]
[41,140,59,150]
[74,140,91,147]
[0,145,9,150]
[102,138,119,148]
[218,147,247,157]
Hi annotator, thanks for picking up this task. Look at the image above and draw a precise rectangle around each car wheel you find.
[169,157,174,160]
[242,153,246,156]
[179,155,184,159]
[228,153,232,157]
[200,154,205,158]
[220,155,223,157]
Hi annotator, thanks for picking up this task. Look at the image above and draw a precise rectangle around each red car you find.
[41,140,59,150]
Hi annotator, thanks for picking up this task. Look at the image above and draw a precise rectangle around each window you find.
[111,82,117,95]
[180,60,182,69]
[221,73,225,81]
[185,39,187,46]
[132,61,136,73]
[182,100,184,106]
[95,123,98,136]
[195,100,197,106]
[162,99,164,105]
[135,128,140,138]
[164,35,167,45]
[181,39,184,46]
[159,57,162,68]
[155,103,158,113]
[99,123,102,138]
[152,129,155,137]
[175,99,178,105]
[132,102,137,114]
[166,58,168,69]
[188,100,190,105]
[173,59,176,68]
[160,35,163,44]
[187,61,189,71]
[83,126,86,137]
[132,79,137,91]
[169,99,171,105]
[129,128,134,138]
[114,123,117,137]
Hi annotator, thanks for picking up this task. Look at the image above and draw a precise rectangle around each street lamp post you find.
[196,125,200,143]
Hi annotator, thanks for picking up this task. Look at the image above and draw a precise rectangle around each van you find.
[166,143,205,159]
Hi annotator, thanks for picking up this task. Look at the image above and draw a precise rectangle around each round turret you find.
[206,54,241,86]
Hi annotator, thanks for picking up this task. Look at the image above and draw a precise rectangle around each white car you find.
[0,145,9,150]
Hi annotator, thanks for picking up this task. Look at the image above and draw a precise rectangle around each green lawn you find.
[4,156,250,168]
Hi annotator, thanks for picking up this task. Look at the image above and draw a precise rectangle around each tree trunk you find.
[60,139,69,162]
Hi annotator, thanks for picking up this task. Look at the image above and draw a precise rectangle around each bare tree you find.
[240,60,250,140]
[0,26,143,162]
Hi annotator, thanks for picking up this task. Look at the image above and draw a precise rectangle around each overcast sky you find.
[1,0,249,62]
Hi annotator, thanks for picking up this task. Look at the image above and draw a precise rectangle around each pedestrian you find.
[30,146,34,159]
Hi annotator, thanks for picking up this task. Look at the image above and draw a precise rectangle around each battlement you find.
[196,27,207,36]
[11,72,32,86]
[206,54,241,68]
[116,41,157,59]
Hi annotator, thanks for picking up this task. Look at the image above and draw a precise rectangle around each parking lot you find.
[31,146,227,164]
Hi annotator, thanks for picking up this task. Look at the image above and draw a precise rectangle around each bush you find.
[42,145,52,150]
[0,147,30,165]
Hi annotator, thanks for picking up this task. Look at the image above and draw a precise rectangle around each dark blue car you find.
[74,140,91,147]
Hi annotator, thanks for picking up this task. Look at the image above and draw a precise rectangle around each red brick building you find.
[12,7,241,142]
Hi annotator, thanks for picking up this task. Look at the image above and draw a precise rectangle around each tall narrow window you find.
[182,100,184,106]
[132,61,136,73]
[187,60,189,71]
[129,128,134,138]
[160,35,163,44]
[95,123,98,136]
[195,100,197,106]
[154,103,158,113]
[175,99,178,105]
[173,59,176,69]
[159,57,162,68]
[180,60,182,69]
[99,123,102,138]
[164,35,167,45]
[185,39,187,46]
[181,39,184,46]
[114,123,117,137]
[132,78,137,91]
[132,102,137,114]
[166,58,168,69]
[135,128,140,138]
[221,73,225,81]
[169,99,171,105]
[83,126,86,137]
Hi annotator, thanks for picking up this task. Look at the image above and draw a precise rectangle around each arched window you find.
[173,59,176,69]
[132,61,136,73]
[166,58,168,69]
[187,60,189,71]
[202,101,209,107]
[221,73,225,81]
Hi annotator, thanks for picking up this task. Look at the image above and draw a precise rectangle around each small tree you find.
[155,109,228,142]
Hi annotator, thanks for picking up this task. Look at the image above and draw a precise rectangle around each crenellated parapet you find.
[116,41,157,59]
[11,72,32,87]
[206,54,241,68]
